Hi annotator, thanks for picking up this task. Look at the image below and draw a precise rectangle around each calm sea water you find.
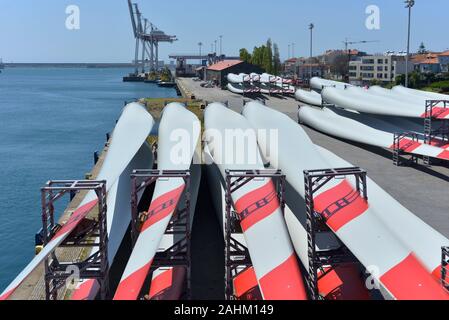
[0,67,177,291]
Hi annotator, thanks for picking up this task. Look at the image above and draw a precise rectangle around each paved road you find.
[177,77,300,118]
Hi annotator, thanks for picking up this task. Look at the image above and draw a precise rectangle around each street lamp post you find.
[198,42,203,65]
[288,44,291,59]
[219,35,223,56]
[214,40,218,55]
[405,0,415,88]
[309,23,314,81]
[292,43,295,58]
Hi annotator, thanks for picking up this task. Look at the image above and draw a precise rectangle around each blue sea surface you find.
[0,67,177,291]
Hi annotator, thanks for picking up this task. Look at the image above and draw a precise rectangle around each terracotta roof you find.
[207,60,243,71]
[439,50,449,57]
[412,53,440,65]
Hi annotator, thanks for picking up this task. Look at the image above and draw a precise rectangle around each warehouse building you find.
[206,60,264,88]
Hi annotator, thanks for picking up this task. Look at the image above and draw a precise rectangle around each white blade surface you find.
[315,145,449,279]
[72,143,154,300]
[393,85,449,100]
[1,102,154,300]
[204,103,307,300]
[113,103,201,300]
[243,101,449,300]
[295,88,322,106]
[310,77,353,92]
[298,106,449,161]
[148,157,202,300]
[322,86,449,119]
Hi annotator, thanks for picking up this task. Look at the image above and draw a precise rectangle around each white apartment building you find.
[349,53,412,85]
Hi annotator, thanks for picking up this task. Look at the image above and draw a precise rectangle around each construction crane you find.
[343,39,379,52]
[342,38,380,82]
[127,0,177,74]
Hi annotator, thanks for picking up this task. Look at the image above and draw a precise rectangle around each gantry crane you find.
[127,0,177,74]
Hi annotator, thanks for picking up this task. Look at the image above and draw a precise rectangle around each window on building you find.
[363,59,375,64]
[361,66,374,71]
[377,59,383,64]
[377,66,383,71]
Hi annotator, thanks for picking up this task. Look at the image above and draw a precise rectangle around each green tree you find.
[273,43,281,75]
[252,46,265,69]
[395,74,405,86]
[263,39,274,74]
[369,79,383,86]
[396,71,425,88]
[409,71,421,88]
[243,39,279,73]
[239,48,252,63]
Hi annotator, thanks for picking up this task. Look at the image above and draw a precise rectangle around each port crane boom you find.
[127,0,177,73]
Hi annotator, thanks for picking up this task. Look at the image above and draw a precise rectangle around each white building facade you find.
[349,53,412,85]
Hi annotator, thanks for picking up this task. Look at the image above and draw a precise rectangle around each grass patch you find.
[425,80,449,93]
[142,98,204,120]
[422,87,443,93]
[141,98,205,146]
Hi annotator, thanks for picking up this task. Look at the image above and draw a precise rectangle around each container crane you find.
[126,0,177,76]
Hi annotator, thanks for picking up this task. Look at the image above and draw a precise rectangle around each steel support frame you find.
[393,132,419,167]
[321,101,335,109]
[130,170,191,300]
[320,87,336,109]
[280,79,291,95]
[252,77,261,97]
[423,100,449,166]
[442,247,449,291]
[224,170,286,301]
[141,26,147,73]
[41,180,109,301]
[304,167,366,300]
[268,76,276,96]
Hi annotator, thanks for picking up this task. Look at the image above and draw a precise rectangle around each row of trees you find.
[239,39,282,75]
[394,71,449,91]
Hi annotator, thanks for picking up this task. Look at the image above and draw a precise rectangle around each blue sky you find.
[1,0,448,63]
